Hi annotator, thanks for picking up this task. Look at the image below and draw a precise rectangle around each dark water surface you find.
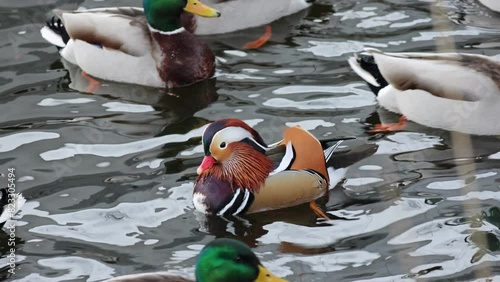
[1,0,500,281]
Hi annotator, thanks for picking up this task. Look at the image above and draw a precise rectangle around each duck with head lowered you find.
[106,238,287,282]
[40,0,221,88]
[348,48,500,135]
[193,118,376,218]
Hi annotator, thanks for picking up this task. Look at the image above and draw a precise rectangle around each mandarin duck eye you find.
[219,142,227,149]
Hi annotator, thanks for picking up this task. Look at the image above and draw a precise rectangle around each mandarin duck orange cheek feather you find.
[192,118,339,218]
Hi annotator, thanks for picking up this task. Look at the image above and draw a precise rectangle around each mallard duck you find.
[40,0,221,88]
[348,48,500,135]
[193,118,377,218]
[0,187,26,228]
[181,0,315,35]
[479,0,500,12]
[106,238,287,282]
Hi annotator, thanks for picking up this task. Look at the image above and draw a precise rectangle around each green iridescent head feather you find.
[143,0,186,31]
[143,0,220,32]
[195,239,261,282]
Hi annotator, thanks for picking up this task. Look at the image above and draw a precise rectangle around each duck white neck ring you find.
[148,25,185,35]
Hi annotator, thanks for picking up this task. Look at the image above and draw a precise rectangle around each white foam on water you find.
[344,177,384,187]
[102,102,154,113]
[375,132,443,155]
[299,40,387,58]
[0,132,59,153]
[224,50,248,57]
[15,257,114,282]
[358,165,383,171]
[37,98,95,106]
[389,218,500,278]
[26,183,193,246]
[285,120,335,130]
[427,172,497,190]
[259,198,434,246]
[265,83,376,110]
[357,12,409,28]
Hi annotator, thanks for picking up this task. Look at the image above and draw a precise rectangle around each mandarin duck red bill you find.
[193,118,349,218]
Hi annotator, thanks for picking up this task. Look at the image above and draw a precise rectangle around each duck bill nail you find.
[256,265,288,282]
[184,0,221,18]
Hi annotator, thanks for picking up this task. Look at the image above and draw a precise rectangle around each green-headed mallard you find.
[348,48,500,135]
[40,0,221,88]
[106,238,287,282]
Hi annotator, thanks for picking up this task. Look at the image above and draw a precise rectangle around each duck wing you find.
[41,7,164,87]
[350,49,500,102]
[52,7,149,56]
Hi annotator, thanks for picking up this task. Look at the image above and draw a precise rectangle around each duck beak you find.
[256,265,288,282]
[197,155,216,175]
[184,0,221,18]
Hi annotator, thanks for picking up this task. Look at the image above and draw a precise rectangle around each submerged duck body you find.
[349,48,500,135]
[106,238,287,282]
[193,119,354,217]
[40,0,221,88]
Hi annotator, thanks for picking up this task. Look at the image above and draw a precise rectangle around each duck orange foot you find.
[369,116,408,133]
[243,25,272,49]
[310,201,330,220]
[81,71,101,94]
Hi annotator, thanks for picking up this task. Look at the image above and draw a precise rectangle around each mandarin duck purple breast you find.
[193,118,344,218]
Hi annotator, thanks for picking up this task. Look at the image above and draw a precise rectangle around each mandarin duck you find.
[348,48,500,135]
[0,187,26,229]
[40,0,220,88]
[193,118,369,218]
[105,238,287,282]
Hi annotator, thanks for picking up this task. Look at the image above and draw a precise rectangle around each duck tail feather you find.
[349,52,388,96]
[41,16,70,48]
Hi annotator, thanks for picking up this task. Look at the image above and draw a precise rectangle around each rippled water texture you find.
[1,0,500,281]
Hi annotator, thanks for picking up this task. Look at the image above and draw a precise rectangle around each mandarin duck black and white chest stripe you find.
[193,119,348,218]
[348,48,500,135]
[0,187,26,228]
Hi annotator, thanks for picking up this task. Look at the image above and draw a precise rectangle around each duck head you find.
[143,0,220,32]
[195,238,288,282]
[196,119,274,192]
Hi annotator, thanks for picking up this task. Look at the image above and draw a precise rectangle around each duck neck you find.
[202,144,275,192]
[143,0,184,32]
